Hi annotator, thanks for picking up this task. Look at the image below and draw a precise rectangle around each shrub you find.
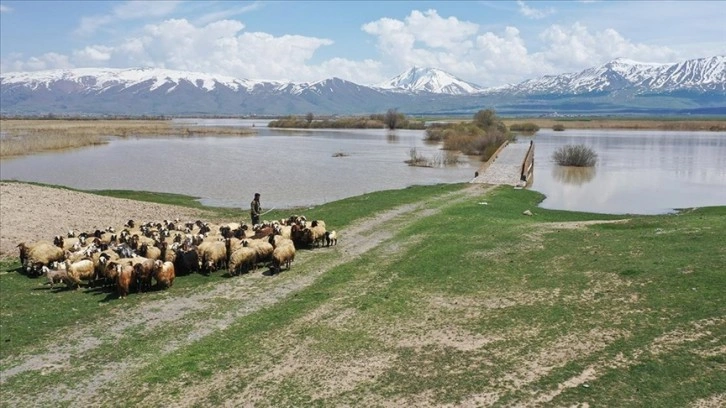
[552,124,566,131]
[509,122,540,133]
[552,144,598,167]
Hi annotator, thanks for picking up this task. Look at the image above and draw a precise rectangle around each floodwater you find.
[2,121,724,214]
[530,129,726,214]
[0,119,477,210]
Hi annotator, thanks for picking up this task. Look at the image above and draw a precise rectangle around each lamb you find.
[153,260,175,289]
[271,243,296,274]
[65,258,96,289]
[324,230,338,247]
[228,247,257,276]
[40,265,70,289]
[116,263,136,299]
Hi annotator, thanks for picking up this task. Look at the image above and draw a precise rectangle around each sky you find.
[1,1,724,87]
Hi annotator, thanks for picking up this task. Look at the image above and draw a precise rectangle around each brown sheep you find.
[153,260,176,289]
[133,258,155,293]
[117,264,136,299]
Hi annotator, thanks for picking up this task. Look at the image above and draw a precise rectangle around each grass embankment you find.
[1,184,724,406]
[0,119,255,158]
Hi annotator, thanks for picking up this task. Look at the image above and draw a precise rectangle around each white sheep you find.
[65,259,96,289]
[228,247,257,276]
[271,243,296,274]
[21,241,65,276]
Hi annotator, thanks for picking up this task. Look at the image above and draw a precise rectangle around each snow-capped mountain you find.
[0,67,285,94]
[1,56,724,116]
[376,67,483,95]
[501,56,726,95]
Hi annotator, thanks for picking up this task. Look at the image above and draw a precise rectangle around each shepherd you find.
[250,193,262,226]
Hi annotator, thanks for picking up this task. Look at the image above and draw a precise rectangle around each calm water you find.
[2,122,724,214]
[530,129,726,214]
[0,119,477,209]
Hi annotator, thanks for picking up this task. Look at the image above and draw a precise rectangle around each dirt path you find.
[0,183,493,407]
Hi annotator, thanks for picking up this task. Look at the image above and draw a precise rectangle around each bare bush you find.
[552,144,598,167]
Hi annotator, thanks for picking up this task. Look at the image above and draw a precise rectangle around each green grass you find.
[1,183,724,407]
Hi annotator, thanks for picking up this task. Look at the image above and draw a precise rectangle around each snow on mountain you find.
[0,67,283,93]
[376,67,483,95]
[501,55,726,95]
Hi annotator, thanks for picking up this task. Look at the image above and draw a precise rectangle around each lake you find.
[1,121,724,214]
[530,129,726,214]
[0,119,477,210]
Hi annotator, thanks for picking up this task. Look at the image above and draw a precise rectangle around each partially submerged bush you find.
[509,122,540,133]
[552,144,598,167]
[552,124,566,131]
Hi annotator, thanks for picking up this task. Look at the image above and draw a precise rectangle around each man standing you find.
[250,193,262,225]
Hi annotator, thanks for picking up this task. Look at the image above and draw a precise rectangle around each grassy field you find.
[0,184,724,407]
[0,119,255,158]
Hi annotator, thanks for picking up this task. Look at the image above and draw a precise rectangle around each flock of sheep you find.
[17,215,338,299]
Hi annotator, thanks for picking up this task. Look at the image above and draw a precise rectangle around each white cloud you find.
[2,52,73,72]
[0,4,13,13]
[517,1,555,19]
[539,22,678,70]
[74,0,180,36]
[194,2,262,26]
[73,45,114,64]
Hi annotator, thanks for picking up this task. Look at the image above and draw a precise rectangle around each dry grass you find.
[0,119,255,158]
[502,118,726,131]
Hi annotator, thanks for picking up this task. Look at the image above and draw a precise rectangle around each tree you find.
[306,112,314,124]
[384,108,403,130]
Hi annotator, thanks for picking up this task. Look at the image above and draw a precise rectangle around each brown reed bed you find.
[0,120,255,158]
[502,118,726,131]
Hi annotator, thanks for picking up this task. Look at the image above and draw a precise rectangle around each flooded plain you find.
[1,120,724,214]
[0,119,477,210]
[531,129,726,214]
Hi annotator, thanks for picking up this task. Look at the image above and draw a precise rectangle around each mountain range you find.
[1,56,724,116]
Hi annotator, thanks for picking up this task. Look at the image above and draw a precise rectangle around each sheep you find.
[133,258,155,293]
[138,242,162,260]
[22,241,66,276]
[40,265,70,289]
[245,239,274,265]
[228,247,257,276]
[324,230,338,247]
[199,241,227,273]
[269,234,294,249]
[116,263,136,299]
[309,224,327,248]
[174,246,199,275]
[271,243,295,274]
[153,260,175,289]
[65,259,96,289]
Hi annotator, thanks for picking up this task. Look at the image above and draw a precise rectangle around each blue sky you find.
[1,1,724,87]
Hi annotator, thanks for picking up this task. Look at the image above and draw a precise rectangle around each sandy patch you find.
[0,182,206,258]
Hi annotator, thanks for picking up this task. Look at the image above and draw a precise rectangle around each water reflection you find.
[552,166,597,185]
[532,129,726,214]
